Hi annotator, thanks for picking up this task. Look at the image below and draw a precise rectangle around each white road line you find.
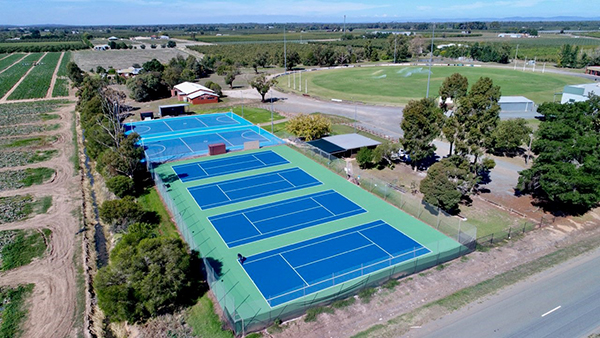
[310,197,336,216]
[279,254,309,286]
[541,306,561,317]
[242,212,262,234]
[179,138,194,152]
[357,231,394,257]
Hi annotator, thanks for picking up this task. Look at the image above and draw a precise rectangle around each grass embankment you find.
[277,65,590,105]
[0,284,34,338]
[0,229,51,271]
[137,188,179,238]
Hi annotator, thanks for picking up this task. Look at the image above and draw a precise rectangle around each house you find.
[117,67,143,78]
[171,82,218,104]
[94,45,110,51]
[561,83,600,103]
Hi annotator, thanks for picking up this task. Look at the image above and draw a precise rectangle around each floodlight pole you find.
[513,44,519,70]
[241,90,244,118]
[426,23,435,99]
[284,24,287,74]
[270,90,274,133]
[353,97,357,133]
[394,35,397,63]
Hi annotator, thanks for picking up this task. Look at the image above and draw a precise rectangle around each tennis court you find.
[209,190,366,247]
[124,113,246,137]
[172,150,289,183]
[242,220,430,307]
[188,167,321,210]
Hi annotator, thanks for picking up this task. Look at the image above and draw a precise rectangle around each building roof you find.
[587,66,600,71]
[564,83,600,95]
[188,90,219,99]
[108,36,118,40]
[117,67,143,75]
[159,104,189,109]
[308,133,381,154]
[173,82,215,95]
[499,96,534,104]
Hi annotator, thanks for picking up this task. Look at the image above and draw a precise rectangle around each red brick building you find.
[586,66,600,77]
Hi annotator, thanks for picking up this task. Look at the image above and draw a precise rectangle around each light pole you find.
[426,23,435,99]
[353,96,357,133]
[270,90,274,133]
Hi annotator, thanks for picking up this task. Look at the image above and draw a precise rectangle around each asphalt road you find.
[404,247,600,338]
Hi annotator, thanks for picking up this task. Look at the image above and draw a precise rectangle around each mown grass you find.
[137,187,179,238]
[186,295,234,338]
[0,284,34,338]
[0,229,50,271]
[261,121,291,138]
[20,167,55,187]
[188,105,285,124]
[277,65,591,105]
[330,124,389,143]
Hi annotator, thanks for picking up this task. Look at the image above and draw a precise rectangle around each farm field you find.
[52,52,71,97]
[0,54,25,72]
[277,65,592,105]
[8,52,62,100]
[72,48,190,70]
[0,53,43,99]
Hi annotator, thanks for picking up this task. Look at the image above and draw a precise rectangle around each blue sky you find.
[0,0,598,26]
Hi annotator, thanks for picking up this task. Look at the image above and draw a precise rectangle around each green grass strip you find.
[1,229,50,271]
[137,188,179,238]
[186,295,234,338]
[0,284,34,338]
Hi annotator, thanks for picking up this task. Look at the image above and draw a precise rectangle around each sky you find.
[0,0,598,26]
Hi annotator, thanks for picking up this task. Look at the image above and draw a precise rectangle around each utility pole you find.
[353,97,357,133]
[514,44,519,70]
[270,90,274,133]
[394,35,397,63]
[284,24,287,74]
[426,23,435,99]
[344,15,346,33]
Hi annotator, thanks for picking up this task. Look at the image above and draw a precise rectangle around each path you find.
[0,52,47,102]
[46,51,65,99]
[0,53,29,75]
[0,102,81,338]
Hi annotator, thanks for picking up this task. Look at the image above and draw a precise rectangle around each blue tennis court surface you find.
[124,113,247,137]
[242,220,430,307]
[209,190,366,247]
[188,167,321,210]
[173,150,289,183]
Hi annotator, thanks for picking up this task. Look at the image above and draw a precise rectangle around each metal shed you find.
[307,133,381,158]
[158,104,188,117]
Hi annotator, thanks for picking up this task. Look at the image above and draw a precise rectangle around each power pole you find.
[394,35,397,63]
[426,23,435,99]
[284,24,287,73]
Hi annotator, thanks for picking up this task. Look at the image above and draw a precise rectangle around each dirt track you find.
[0,102,81,338]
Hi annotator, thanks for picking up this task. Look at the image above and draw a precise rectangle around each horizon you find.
[1,0,599,26]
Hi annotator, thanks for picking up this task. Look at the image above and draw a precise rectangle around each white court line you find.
[215,132,235,147]
[277,173,296,187]
[357,231,394,257]
[196,163,209,176]
[310,197,335,216]
[245,221,387,265]
[216,185,232,201]
[279,254,309,286]
[194,117,208,128]
[179,138,194,152]
[164,121,174,131]
[252,206,323,224]
[219,177,286,194]
[294,244,375,270]
[242,213,262,235]
[252,154,267,166]
[541,306,561,317]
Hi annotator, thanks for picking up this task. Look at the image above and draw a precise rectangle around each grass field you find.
[0,229,51,271]
[72,48,189,71]
[0,284,34,338]
[277,65,592,105]
[8,52,61,100]
[0,53,43,99]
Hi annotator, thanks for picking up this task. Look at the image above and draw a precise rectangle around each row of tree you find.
[556,44,600,68]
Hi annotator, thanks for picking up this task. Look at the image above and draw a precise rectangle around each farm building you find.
[159,104,188,117]
[94,45,109,51]
[561,83,600,103]
[499,96,535,113]
[308,133,380,158]
[117,67,143,78]
[171,82,218,105]
[108,36,119,41]
[586,66,600,77]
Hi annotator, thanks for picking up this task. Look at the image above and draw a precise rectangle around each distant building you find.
[498,33,523,38]
[307,133,381,158]
[499,96,535,113]
[159,35,170,40]
[108,36,119,41]
[171,82,219,105]
[561,83,600,103]
[585,66,600,77]
[117,67,143,78]
[94,45,110,51]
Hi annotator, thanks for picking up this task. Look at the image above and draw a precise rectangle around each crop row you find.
[0,100,67,116]
[0,149,58,168]
[0,53,43,99]
[52,52,71,97]
[8,52,62,100]
[0,110,60,126]
[0,123,60,137]
[0,135,58,149]
[0,54,24,73]
[0,167,55,192]
[0,195,33,224]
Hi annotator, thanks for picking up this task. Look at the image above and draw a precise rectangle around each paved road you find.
[404,247,600,338]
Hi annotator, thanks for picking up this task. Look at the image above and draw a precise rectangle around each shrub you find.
[106,175,135,198]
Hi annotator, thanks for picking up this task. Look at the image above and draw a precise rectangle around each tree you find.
[286,114,331,141]
[438,73,469,112]
[400,98,444,169]
[167,40,176,48]
[356,147,374,169]
[99,196,145,233]
[106,176,135,198]
[517,97,600,213]
[140,44,146,49]
[142,58,164,73]
[284,50,301,70]
[372,141,400,168]
[66,61,84,87]
[486,118,532,156]
[204,81,222,97]
[126,72,169,102]
[249,74,276,102]
[453,77,501,163]
[98,133,143,178]
[94,228,199,323]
